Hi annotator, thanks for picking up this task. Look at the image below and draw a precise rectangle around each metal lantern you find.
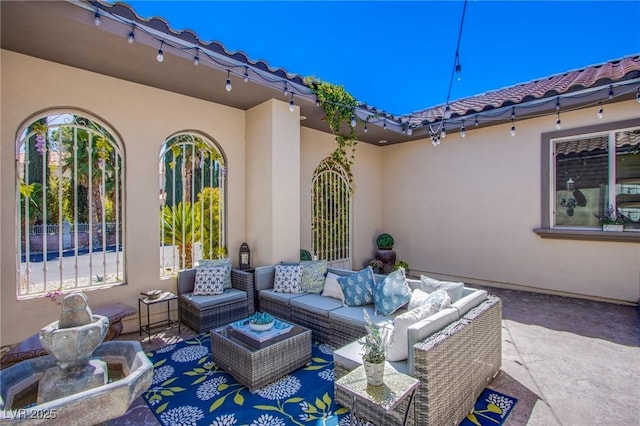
[239,242,251,269]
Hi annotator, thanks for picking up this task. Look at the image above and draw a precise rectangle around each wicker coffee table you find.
[210,319,312,392]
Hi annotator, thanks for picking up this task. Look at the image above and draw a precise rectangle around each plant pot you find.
[363,360,385,386]
[602,224,624,232]
[249,321,274,331]
[375,249,396,274]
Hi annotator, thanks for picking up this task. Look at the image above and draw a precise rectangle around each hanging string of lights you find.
[87,1,639,141]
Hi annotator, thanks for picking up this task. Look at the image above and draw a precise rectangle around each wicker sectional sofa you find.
[254,265,502,425]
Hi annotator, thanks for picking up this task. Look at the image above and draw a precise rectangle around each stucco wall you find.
[1,50,247,344]
[299,127,382,269]
[380,100,640,303]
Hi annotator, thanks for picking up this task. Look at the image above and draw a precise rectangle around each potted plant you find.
[596,206,627,232]
[360,310,389,386]
[375,233,396,274]
[394,260,409,275]
[367,258,383,274]
[249,312,274,331]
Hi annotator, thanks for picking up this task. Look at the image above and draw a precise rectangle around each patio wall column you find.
[246,99,301,265]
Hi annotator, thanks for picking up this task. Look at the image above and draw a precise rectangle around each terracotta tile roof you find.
[408,55,640,126]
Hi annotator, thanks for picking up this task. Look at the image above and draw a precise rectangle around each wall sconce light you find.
[239,242,251,270]
[566,177,575,190]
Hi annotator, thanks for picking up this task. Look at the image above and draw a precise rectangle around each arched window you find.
[159,133,225,275]
[311,157,352,266]
[16,111,125,298]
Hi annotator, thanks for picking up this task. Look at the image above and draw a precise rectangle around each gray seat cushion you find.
[329,305,395,327]
[180,289,245,309]
[259,289,306,304]
[452,288,488,317]
[334,339,409,375]
[289,294,343,317]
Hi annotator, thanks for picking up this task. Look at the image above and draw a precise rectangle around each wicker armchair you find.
[178,268,255,333]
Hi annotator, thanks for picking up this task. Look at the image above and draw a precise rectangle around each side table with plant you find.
[361,310,389,386]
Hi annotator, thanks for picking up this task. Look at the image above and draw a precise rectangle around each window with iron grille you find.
[311,158,352,263]
[16,112,125,298]
[159,133,226,275]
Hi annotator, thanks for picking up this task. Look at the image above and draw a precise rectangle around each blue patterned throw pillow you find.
[199,258,232,288]
[300,260,328,294]
[274,264,303,293]
[373,268,411,315]
[193,266,227,295]
[337,267,375,307]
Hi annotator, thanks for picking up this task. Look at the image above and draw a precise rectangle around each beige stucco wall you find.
[1,50,247,344]
[299,127,382,269]
[246,99,301,265]
[380,100,640,303]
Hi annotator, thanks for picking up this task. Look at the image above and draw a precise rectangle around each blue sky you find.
[127,1,640,115]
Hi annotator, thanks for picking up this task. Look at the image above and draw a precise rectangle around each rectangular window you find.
[552,127,640,230]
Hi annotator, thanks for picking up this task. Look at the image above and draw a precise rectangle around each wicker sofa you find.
[254,265,502,425]
[178,268,255,333]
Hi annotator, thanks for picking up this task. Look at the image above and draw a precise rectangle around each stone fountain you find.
[0,293,153,425]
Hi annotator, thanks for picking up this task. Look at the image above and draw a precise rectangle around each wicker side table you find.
[211,321,311,392]
[335,365,419,426]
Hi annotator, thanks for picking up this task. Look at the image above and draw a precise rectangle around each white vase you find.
[363,360,385,386]
[249,321,274,331]
[602,224,624,232]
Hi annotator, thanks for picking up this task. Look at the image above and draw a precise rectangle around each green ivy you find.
[306,78,358,185]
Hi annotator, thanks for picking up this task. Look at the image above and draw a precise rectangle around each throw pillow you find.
[407,288,430,311]
[420,275,465,302]
[423,288,452,311]
[321,272,345,302]
[337,267,376,307]
[273,264,303,293]
[199,258,233,288]
[193,266,227,295]
[300,260,328,294]
[373,268,411,316]
[386,303,440,361]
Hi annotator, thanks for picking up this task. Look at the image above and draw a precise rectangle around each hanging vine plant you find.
[306,77,359,185]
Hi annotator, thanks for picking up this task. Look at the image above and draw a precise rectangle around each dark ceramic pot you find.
[375,249,396,274]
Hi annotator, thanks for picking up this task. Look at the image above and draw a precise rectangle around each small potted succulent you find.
[367,258,383,274]
[249,312,275,331]
[360,310,389,386]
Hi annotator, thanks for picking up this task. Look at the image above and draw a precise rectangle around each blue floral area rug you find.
[142,334,517,426]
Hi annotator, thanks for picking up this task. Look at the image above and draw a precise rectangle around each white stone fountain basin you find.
[0,341,153,425]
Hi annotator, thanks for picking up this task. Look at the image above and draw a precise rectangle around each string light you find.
[193,48,200,66]
[283,82,289,97]
[556,112,561,130]
[444,105,452,119]
[225,70,232,91]
[636,87,640,103]
[383,120,387,130]
[474,114,479,127]
[510,107,516,136]
[364,122,368,133]
[460,120,466,138]
[350,114,357,128]
[243,67,249,83]
[156,41,164,62]
[608,85,614,99]
[127,27,135,44]
[407,126,413,136]
[94,8,102,26]
[441,126,447,139]
[289,93,295,112]
[555,97,560,111]
[597,101,603,119]
[315,98,321,107]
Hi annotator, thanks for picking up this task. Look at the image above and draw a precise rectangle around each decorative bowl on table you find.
[249,312,274,331]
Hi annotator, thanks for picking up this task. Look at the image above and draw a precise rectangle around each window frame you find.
[535,117,640,242]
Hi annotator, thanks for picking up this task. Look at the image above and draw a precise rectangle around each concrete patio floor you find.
[107,286,640,425]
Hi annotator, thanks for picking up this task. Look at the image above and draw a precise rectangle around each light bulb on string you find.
[597,102,603,119]
[193,49,200,66]
[460,121,466,138]
[127,28,135,44]
[636,87,640,103]
[283,82,289,97]
[156,41,164,62]
[510,108,516,136]
[350,115,357,128]
[94,8,102,26]
[407,126,413,136]
[608,85,614,99]
[510,124,516,137]
[555,112,561,130]
[441,126,447,139]
[556,97,560,111]
[364,123,368,133]
[444,105,451,119]
[243,67,249,83]
[383,120,387,130]
[289,93,295,112]
[225,70,232,92]
[315,98,321,107]
[474,114,479,127]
